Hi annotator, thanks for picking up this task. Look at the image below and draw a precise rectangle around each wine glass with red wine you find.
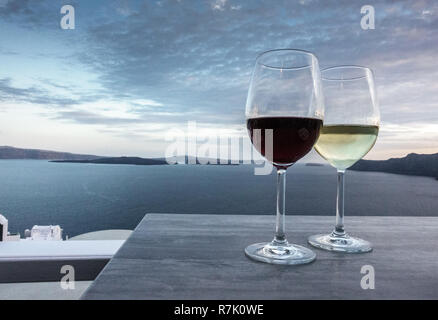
[245,49,324,265]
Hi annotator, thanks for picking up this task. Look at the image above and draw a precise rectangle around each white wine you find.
[315,125,379,170]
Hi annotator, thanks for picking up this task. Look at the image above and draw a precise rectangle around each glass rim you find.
[255,48,318,70]
[321,65,374,81]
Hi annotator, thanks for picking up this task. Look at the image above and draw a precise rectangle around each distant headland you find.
[0,146,101,160]
[0,146,237,165]
[350,153,438,179]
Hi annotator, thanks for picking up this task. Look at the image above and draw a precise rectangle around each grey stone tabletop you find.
[82,214,438,300]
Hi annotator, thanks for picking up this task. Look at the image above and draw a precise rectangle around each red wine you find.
[247,116,322,168]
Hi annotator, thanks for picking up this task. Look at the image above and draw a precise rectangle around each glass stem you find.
[333,169,346,237]
[274,168,287,244]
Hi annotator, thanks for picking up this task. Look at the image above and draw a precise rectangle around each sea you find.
[0,160,437,237]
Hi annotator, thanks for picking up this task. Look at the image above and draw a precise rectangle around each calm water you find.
[0,160,437,237]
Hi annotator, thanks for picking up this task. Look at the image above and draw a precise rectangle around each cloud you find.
[0,0,31,15]
[0,0,54,27]
[130,99,163,108]
[0,0,437,157]
[0,77,79,107]
[53,110,141,125]
[73,1,436,125]
[211,0,227,11]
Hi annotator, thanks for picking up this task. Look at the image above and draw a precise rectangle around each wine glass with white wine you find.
[308,65,380,253]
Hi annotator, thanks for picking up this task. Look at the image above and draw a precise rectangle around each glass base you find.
[308,232,372,253]
[245,241,316,265]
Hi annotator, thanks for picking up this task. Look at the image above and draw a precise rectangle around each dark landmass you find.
[305,163,324,167]
[51,157,168,165]
[0,146,101,160]
[3,146,436,175]
[0,146,238,166]
[350,153,438,179]
[184,156,240,165]
[51,156,240,166]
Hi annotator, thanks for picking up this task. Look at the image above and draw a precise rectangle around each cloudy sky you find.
[0,0,436,160]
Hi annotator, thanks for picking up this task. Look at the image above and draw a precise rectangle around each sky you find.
[0,0,436,160]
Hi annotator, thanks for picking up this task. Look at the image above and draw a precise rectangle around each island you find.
[305,163,324,167]
[51,157,168,165]
[350,152,438,179]
[51,156,242,166]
